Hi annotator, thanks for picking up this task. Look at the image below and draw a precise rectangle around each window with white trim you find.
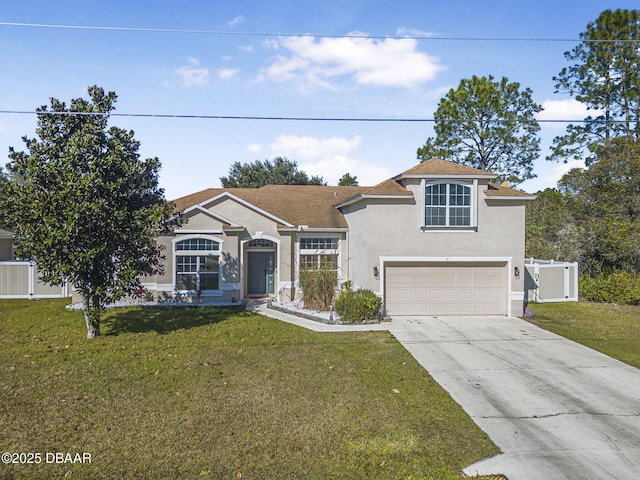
[298,237,339,272]
[424,182,472,228]
[176,238,219,251]
[175,238,220,291]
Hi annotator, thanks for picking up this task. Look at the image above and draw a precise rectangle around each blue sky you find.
[0,0,637,199]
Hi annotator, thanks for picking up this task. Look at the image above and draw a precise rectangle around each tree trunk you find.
[83,295,102,339]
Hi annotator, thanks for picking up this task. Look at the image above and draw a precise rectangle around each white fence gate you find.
[524,258,579,303]
[0,261,69,299]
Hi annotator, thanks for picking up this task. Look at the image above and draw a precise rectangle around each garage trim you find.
[379,256,513,317]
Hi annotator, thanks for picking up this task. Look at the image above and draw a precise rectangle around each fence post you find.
[28,262,35,299]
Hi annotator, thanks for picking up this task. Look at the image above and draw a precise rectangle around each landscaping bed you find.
[269,300,381,325]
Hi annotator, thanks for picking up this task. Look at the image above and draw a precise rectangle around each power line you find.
[0,109,629,124]
[1,21,639,43]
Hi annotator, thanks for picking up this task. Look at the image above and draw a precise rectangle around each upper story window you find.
[424,182,473,228]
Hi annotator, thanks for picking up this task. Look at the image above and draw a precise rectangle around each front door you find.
[247,251,275,295]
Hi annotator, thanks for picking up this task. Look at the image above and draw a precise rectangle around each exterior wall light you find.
[514,266,520,279]
[373,266,379,278]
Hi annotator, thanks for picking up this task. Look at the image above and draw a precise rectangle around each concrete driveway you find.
[387,315,640,480]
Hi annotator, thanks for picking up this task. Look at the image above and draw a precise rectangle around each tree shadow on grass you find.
[103,305,252,336]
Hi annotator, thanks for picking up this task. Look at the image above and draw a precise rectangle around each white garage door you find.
[385,263,506,316]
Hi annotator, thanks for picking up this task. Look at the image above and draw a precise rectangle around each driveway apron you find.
[387,315,640,480]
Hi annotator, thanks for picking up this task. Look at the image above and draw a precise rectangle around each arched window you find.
[424,183,472,227]
[247,239,275,248]
[176,238,219,251]
[175,238,220,291]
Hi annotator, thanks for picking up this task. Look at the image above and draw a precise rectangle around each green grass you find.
[0,299,498,479]
[526,301,640,368]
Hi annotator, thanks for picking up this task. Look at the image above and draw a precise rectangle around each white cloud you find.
[270,134,362,158]
[262,38,280,50]
[245,143,263,154]
[227,15,245,28]
[545,158,585,184]
[259,34,445,89]
[218,68,239,79]
[176,58,209,87]
[421,84,454,101]
[395,27,436,38]
[537,99,603,129]
[266,134,391,185]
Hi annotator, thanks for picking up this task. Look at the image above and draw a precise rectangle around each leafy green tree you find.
[525,188,584,263]
[338,172,358,186]
[0,166,8,229]
[527,138,640,275]
[417,75,542,185]
[558,138,640,274]
[550,9,640,164]
[220,157,325,188]
[0,86,178,338]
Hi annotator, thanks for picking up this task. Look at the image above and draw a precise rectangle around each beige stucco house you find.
[0,229,14,261]
[147,159,535,316]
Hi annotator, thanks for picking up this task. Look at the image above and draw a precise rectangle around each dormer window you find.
[423,181,475,229]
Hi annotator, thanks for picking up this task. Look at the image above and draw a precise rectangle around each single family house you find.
[0,229,14,261]
[146,158,535,316]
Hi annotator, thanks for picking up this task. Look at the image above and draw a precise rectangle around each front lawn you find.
[526,301,640,368]
[0,299,498,479]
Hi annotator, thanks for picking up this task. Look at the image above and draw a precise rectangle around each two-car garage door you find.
[385,263,506,316]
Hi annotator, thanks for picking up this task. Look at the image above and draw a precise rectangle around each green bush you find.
[299,267,337,311]
[334,282,382,323]
[579,271,640,305]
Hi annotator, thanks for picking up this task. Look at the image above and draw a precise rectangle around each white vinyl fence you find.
[524,258,579,303]
[0,261,70,299]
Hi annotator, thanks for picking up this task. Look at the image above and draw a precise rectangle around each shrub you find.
[579,271,640,305]
[299,267,337,311]
[334,282,382,323]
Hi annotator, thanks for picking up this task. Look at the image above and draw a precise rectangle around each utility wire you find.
[2,21,639,43]
[0,109,629,124]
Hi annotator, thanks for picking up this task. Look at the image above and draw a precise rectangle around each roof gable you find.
[397,158,495,178]
[173,185,369,229]
[178,205,242,230]
[173,188,230,213]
